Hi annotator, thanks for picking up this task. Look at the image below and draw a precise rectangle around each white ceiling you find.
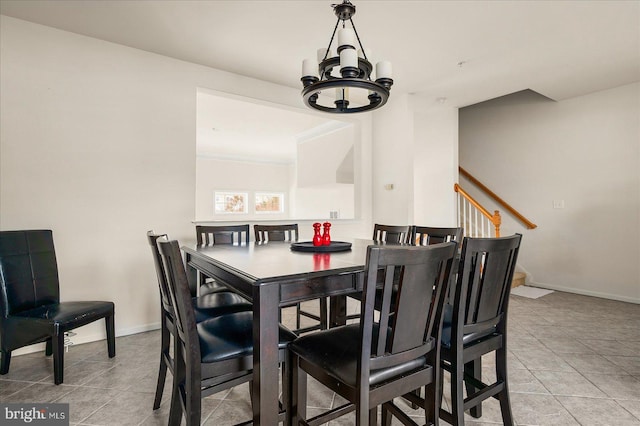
[1,0,639,110]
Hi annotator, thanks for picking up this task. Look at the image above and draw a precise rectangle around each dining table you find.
[182,238,380,425]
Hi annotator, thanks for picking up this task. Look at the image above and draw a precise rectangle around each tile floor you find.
[1,290,639,425]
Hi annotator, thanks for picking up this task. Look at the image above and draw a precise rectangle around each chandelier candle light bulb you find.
[376,61,392,80]
[302,59,318,78]
[337,28,356,49]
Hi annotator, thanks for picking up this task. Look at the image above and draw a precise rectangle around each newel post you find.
[493,210,501,237]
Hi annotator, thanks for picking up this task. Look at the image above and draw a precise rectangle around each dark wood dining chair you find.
[254,224,298,243]
[158,238,296,426]
[289,242,457,426]
[372,223,413,244]
[413,226,464,246]
[439,234,522,426]
[0,230,115,385]
[343,223,415,322]
[195,225,250,296]
[254,224,327,334]
[146,231,252,410]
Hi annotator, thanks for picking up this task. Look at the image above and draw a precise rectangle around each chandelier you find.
[301,0,393,114]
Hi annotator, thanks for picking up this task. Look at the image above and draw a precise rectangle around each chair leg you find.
[465,358,482,418]
[319,297,328,330]
[296,303,302,330]
[496,347,514,426]
[169,344,185,426]
[368,407,377,426]
[425,382,438,426]
[0,350,11,374]
[450,359,465,426]
[381,403,393,426]
[106,314,116,358]
[290,353,307,426]
[153,316,170,410]
[45,338,53,356]
[53,332,64,385]
[186,368,201,426]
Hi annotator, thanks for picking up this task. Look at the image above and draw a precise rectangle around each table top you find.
[183,238,401,285]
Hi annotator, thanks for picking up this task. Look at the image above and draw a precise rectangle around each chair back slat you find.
[254,224,298,242]
[361,243,457,370]
[413,226,463,246]
[372,224,412,244]
[196,225,249,246]
[455,235,522,333]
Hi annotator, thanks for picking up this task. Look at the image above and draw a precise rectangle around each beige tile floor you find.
[1,290,639,425]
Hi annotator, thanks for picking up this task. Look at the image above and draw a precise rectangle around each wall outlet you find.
[553,200,565,209]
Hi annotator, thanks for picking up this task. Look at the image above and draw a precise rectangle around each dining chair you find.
[195,225,250,296]
[439,234,522,426]
[146,231,252,410]
[254,224,327,334]
[0,230,115,385]
[343,223,414,322]
[413,226,464,246]
[372,223,413,244]
[289,242,457,426]
[254,224,298,243]
[157,238,296,426]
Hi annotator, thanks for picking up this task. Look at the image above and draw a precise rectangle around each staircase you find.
[512,271,526,288]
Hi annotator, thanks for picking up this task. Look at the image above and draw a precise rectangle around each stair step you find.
[511,272,526,288]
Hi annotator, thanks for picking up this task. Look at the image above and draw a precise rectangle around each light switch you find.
[553,200,565,209]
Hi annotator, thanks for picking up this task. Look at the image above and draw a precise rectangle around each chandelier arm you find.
[324,18,342,62]
[349,18,368,61]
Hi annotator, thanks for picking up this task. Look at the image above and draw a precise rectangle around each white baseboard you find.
[12,322,161,357]
[529,281,640,305]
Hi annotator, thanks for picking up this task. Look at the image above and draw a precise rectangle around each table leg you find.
[184,252,198,296]
[329,295,347,328]
[252,283,280,425]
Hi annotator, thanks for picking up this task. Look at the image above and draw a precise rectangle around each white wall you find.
[371,95,459,228]
[0,16,375,349]
[371,94,415,225]
[459,84,640,303]
[413,105,459,227]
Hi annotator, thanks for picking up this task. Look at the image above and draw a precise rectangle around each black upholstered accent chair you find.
[195,225,250,296]
[439,234,522,426]
[157,239,296,426]
[0,230,115,385]
[289,242,457,426]
[254,224,326,334]
[146,231,252,410]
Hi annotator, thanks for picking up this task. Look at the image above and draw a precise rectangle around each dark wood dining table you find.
[182,238,378,425]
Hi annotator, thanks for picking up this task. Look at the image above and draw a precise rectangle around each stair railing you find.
[459,166,537,230]
[455,183,501,237]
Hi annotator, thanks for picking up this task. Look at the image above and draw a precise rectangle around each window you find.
[214,192,248,214]
[255,192,285,214]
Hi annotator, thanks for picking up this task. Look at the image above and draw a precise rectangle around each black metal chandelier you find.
[301,0,393,114]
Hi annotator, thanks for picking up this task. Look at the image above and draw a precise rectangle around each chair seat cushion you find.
[289,324,427,387]
[14,301,113,328]
[197,311,296,363]
[440,304,497,349]
[192,292,252,322]
[199,279,230,295]
[3,301,114,350]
